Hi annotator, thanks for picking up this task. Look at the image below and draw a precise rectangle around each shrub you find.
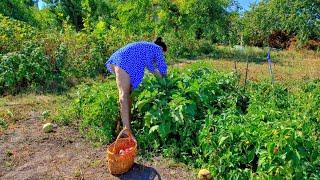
[57,66,320,179]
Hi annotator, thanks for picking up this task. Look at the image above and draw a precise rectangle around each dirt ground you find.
[0,116,193,180]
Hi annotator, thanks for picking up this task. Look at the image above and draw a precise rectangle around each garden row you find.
[57,64,320,179]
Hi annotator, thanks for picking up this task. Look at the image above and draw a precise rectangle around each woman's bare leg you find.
[113,65,132,131]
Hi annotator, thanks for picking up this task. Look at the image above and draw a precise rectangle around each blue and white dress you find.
[105,41,168,90]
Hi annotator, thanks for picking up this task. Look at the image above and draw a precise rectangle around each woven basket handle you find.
[113,128,133,152]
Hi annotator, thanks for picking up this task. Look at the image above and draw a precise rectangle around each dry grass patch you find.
[0,94,68,133]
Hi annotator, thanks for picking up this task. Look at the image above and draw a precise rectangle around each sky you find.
[38,0,260,11]
[38,0,46,9]
[238,0,260,10]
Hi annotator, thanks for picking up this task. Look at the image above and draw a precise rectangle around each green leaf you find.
[149,125,159,134]
[219,136,229,146]
[0,118,8,130]
[159,123,171,139]
[267,142,276,155]
[295,149,301,161]
[248,150,256,162]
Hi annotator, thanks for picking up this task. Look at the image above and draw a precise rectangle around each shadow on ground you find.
[116,163,161,180]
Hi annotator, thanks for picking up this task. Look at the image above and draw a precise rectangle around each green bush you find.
[0,16,110,94]
[58,66,320,178]
[0,42,69,94]
[132,68,239,158]
[0,14,36,53]
[0,43,49,94]
[56,80,119,143]
[199,83,320,178]
[164,33,216,61]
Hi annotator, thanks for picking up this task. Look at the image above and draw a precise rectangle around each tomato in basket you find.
[118,147,134,155]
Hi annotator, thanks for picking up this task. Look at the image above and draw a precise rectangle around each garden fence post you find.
[267,48,275,85]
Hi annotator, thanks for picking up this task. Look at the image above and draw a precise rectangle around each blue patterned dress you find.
[105,41,168,89]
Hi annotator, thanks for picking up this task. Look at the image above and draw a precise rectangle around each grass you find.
[89,159,102,168]
[0,93,69,133]
[175,47,320,88]
[213,45,269,63]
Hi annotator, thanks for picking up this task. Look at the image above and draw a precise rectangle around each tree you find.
[0,0,37,23]
[242,0,320,47]
[152,0,233,42]
[43,0,112,31]
[43,0,83,30]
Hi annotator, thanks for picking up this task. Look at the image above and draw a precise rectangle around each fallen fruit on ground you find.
[198,169,211,180]
[43,123,54,133]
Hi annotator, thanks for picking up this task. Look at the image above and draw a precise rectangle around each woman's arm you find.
[146,46,168,77]
[154,47,168,76]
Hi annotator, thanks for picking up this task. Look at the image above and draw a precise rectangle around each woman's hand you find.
[120,128,137,143]
[154,69,164,78]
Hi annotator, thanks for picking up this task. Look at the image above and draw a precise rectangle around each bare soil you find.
[0,116,193,180]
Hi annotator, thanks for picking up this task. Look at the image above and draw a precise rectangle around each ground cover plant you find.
[57,62,320,178]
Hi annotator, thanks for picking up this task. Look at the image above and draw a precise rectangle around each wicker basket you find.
[107,128,137,175]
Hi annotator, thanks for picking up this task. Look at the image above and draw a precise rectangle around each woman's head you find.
[154,37,167,52]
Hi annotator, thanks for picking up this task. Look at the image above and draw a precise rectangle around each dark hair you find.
[154,37,167,52]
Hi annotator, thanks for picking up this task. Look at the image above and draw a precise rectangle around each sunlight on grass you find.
[174,46,319,88]
[0,94,68,126]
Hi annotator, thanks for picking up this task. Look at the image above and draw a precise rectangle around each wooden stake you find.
[244,57,249,86]
[267,48,275,85]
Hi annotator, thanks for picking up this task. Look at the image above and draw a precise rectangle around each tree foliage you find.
[0,0,37,23]
[242,0,320,47]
